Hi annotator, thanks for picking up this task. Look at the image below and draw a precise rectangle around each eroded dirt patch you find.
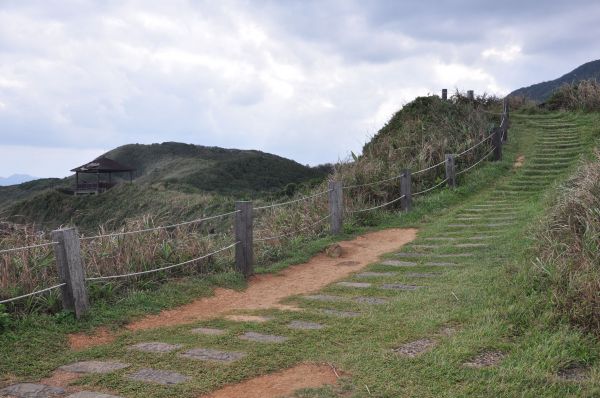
[39,370,81,388]
[557,364,589,381]
[68,327,117,350]
[199,363,339,398]
[463,351,505,368]
[514,154,525,168]
[128,228,416,331]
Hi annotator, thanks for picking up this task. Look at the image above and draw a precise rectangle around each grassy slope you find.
[0,142,330,230]
[2,111,599,397]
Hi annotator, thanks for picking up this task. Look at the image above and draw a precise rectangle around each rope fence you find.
[0,92,510,316]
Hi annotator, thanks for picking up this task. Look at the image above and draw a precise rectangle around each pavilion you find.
[71,156,135,195]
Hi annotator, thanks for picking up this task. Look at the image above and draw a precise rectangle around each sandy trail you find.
[69,228,416,347]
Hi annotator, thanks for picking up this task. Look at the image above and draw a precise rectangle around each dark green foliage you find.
[510,59,600,102]
[545,79,600,112]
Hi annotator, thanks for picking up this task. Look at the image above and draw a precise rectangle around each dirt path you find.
[69,228,416,348]
[128,228,417,330]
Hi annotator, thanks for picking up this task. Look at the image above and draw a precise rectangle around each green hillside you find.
[0,142,331,231]
[510,59,600,102]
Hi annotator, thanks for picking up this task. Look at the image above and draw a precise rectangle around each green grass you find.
[2,112,600,397]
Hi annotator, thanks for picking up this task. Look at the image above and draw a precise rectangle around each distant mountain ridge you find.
[510,59,600,102]
[0,174,38,186]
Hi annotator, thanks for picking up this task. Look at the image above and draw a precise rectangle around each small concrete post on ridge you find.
[441,89,448,100]
[328,181,344,234]
[445,154,457,188]
[51,228,89,318]
[467,90,474,101]
[400,169,412,211]
[234,201,254,277]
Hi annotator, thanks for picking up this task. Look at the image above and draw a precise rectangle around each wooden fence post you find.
[445,154,457,188]
[441,89,448,100]
[51,228,89,318]
[400,169,412,212]
[328,181,343,235]
[234,201,253,277]
[467,90,474,101]
[492,127,503,161]
[502,98,510,142]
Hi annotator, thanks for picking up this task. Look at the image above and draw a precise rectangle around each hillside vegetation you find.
[0,142,331,230]
[510,59,600,102]
[545,79,600,112]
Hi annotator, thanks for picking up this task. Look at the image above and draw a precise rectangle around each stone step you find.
[0,383,66,398]
[381,259,418,266]
[354,297,389,305]
[59,361,130,374]
[192,327,227,335]
[126,368,190,385]
[356,271,397,278]
[67,392,124,398]
[239,332,289,343]
[336,282,372,288]
[180,348,246,362]
[287,321,325,330]
[128,342,182,353]
[321,309,360,318]
[395,252,474,258]
[425,262,458,267]
[381,283,422,291]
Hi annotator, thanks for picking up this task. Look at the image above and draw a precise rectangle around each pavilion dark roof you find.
[71,156,135,173]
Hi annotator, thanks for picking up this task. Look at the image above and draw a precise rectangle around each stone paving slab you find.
[59,361,130,374]
[66,392,123,398]
[126,368,190,385]
[455,243,488,248]
[403,272,440,278]
[394,253,428,258]
[354,297,388,305]
[128,342,182,353]
[381,260,417,267]
[336,282,372,288]
[191,327,227,335]
[287,321,325,330]
[304,294,344,302]
[180,348,246,362]
[0,383,65,398]
[425,262,457,267]
[381,283,422,291]
[356,272,397,278]
[239,332,289,343]
[321,309,360,318]
[393,338,436,357]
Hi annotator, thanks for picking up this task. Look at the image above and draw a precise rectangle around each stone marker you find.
[287,321,325,330]
[381,260,417,267]
[59,361,130,374]
[191,327,226,335]
[128,342,182,353]
[321,309,360,318]
[66,392,123,398]
[304,294,344,302]
[127,368,190,385]
[180,348,246,362]
[354,297,388,305]
[356,272,397,278]
[381,283,422,290]
[336,282,372,288]
[239,332,289,343]
[0,383,65,398]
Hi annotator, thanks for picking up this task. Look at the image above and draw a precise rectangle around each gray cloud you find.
[0,0,599,177]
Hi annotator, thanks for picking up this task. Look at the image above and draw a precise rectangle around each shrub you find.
[546,79,600,112]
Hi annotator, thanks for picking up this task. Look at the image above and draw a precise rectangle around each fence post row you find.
[51,228,89,319]
[445,154,457,188]
[234,201,254,277]
[328,181,344,235]
[400,169,412,212]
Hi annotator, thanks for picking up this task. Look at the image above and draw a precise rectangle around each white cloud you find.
[482,45,522,62]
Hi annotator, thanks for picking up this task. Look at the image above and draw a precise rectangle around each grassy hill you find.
[0,142,331,231]
[510,59,600,102]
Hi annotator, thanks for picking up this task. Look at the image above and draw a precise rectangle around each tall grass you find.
[546,79,600,112]
[535,151,600,335]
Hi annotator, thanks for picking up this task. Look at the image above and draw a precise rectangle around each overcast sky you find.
[0,0,599,178]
